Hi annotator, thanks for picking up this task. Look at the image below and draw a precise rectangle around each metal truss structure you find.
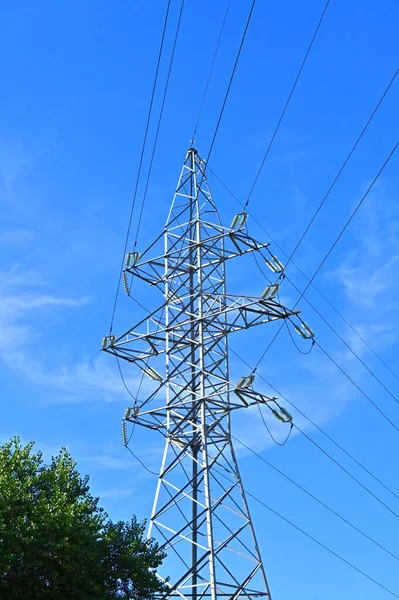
[103,147,312,600]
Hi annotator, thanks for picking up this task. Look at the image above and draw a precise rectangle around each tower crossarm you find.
[123,382,292,435]
[124,228,270,290]
[102,294,299,365]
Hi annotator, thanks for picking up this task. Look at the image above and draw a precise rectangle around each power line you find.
[133,0,186,247]
[286,275,399,406]
[124,436,399,597]
[211,161,399,385]
[290,140,399,308]
[229,345,399,512]
[232,433,399,561]
[284,68,399,270]
[109,0,172,333]
[191,0,232,140]
[252,140,399,371]
[206,0,257,165]
[244,488,399,599]
[207,167,399,501]
[252,246,399,415]
[126,444,158,476]
[205,67,399,384]
[314,340,399,434]
[244,0,331,207]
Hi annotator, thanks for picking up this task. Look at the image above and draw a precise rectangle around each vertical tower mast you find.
[103,147,312,600]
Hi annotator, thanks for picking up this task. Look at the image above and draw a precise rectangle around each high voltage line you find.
[251,140,399,374]
[244,0,331,208]
[206,0,257,166]
[283,68,398,271]
[229,345,399,514]
[205,66,399,384]
[124,434,399,599]
[208,160,399,385]
[191,0,232,141]
[231,434,399,559]
[107,3,399,598]
[109,0,172,333]
[120,272,399,506]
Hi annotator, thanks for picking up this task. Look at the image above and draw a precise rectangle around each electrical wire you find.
[284,68,399,271]
[108,0,172,334]
[244,0,331,208]
[232,433,399,561]
[209,163,399,381]
[244,488,399,599]
[191,0,232,141]
[115,355,138,402]
[126,445,158,476]
[253,348,399,503]
[250,244,399,417]
[274,266,399,405]
[290,140,399,309]
[206,0,257,166]
[257,404,293,446]
[314,340,399,434]
[252,140,399,371]
[229,345,399,512]
[125,437,399,597]
[205,67,399,384]
[133,0,186,247]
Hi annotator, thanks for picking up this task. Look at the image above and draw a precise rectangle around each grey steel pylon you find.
[102,147,313,600]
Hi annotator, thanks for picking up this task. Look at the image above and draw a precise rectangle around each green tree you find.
[0,437,166,600]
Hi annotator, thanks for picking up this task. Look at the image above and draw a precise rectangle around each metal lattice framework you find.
[103,148,312,600]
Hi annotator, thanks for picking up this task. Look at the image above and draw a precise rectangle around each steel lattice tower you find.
[102,147,312,600]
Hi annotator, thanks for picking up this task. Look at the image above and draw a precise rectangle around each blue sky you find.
[1,0,399,598]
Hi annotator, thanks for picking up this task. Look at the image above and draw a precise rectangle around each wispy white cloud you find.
[327,183,399,314]
[0,266,122,402]
[98,488,133,500]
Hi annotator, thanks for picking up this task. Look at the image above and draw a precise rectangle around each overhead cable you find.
[191,0,232,140]
[109,0,172,333]
[124,434,399,596]
[233,433,399,560]
[206,0,257,165]
[206,67,399,383]
[252,140,399,371]
[252,248,399,414]
[133,0,186,247]
[244,0,331,208]
[229,345,399,511]
[284,68,399,270]
[314,341,399,434]
[243,487,399,598]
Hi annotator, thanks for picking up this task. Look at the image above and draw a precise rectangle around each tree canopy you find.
[0,437,166,600]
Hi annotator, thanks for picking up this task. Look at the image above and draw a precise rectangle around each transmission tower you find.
[102,147,313,600]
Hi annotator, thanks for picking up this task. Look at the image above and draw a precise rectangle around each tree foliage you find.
[0,437,166,599]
